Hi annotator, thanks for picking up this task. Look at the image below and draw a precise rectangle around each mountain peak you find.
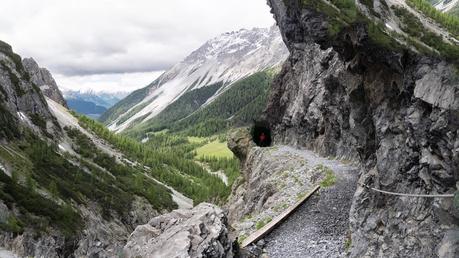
[103,26,288,132]
[22,57,67,107]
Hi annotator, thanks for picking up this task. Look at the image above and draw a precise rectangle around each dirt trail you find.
[262,146,359,257]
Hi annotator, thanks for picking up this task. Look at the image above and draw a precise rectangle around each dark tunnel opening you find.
[251,121,272,147]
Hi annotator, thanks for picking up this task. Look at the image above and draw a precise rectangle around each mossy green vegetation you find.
[237,234,248,245]
[302,0,358,36]
[392,5,459,60]
[392,6,424,38]
[273,202,289,212]
[256,216,272,230]
[301,0,459,62]
[0,170,82,236]
[0,215,23,234]
[316,164,337,187]
[302,0,400,50]
[344,234,352,251]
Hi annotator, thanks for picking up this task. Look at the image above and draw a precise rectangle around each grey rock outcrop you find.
[0,40,59,139]
[22,57,67,107]
[0,230,67,258]
[0,196,158,258]
[265,0,459,257]
[227,128,255,162]
[123,203,232,258]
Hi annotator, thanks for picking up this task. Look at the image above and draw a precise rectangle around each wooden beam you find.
[241,185,321,248]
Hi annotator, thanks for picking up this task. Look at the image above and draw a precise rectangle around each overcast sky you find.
[0,0,275,93]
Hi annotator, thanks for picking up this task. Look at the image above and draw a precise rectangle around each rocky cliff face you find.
[0,41,60,139]
[265,0,458,257]
[22,57,67,107]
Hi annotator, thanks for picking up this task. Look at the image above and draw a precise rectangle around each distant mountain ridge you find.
[63,90,128,108]
[63,90,128,118]
[101,26,288,132]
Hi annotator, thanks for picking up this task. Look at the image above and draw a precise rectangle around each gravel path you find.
[263,147,359,258]
[0,248,18,258]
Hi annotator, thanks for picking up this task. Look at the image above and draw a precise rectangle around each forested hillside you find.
[77,115,237,203]
[126,70,276,138]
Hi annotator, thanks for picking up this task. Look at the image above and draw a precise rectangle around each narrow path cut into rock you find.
[262,146,359,258]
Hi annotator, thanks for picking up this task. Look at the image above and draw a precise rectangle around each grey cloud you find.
[0,0,274,77]
[52,62,174,76]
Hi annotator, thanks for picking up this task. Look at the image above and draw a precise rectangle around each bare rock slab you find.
[123,203,233,258]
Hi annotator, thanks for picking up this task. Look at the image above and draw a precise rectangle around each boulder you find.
[227,128,255,162]
[123,203,233,258]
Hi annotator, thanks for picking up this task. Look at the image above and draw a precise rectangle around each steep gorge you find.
[263,0,458,257]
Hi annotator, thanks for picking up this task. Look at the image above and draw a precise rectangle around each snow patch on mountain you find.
[435,0,459,12]
[63,90,128,108]
[108,26,288,132]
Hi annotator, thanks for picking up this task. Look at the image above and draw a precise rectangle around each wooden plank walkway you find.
[241,185,321,248]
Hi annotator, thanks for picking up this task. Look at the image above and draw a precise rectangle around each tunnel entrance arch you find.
[251,121,272,147]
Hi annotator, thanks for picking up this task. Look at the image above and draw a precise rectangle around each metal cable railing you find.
[360,183,455,198]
